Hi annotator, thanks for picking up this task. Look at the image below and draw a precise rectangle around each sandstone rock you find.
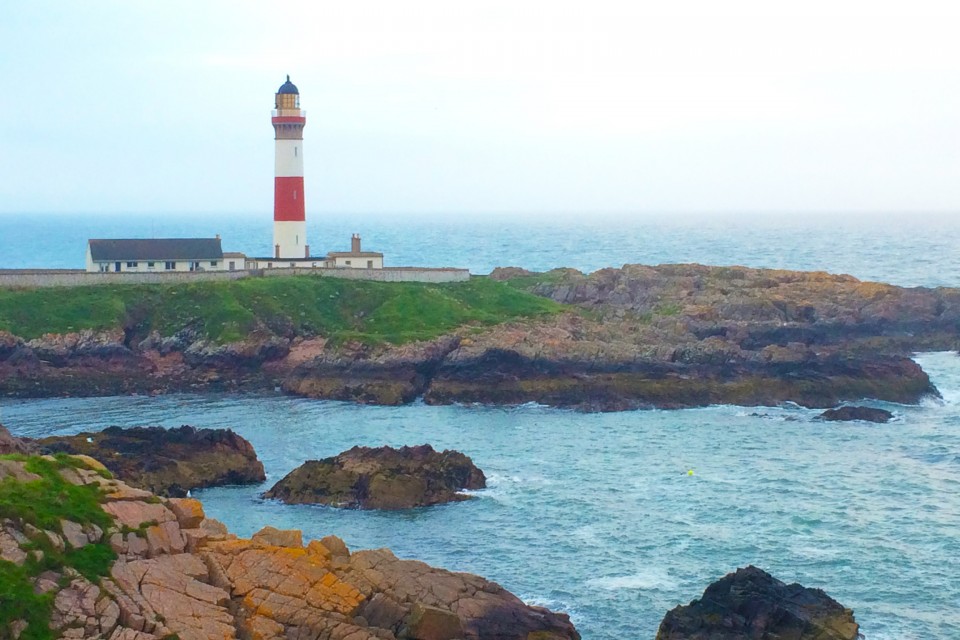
[251,525,303,548]
[168,498,205,529]
[39,425,266,497]
[656,566,859,640]
[60,519,90,549]
[818,405,894,423]
[264,444,486,510]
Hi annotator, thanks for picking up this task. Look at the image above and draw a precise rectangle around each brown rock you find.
[264,444,486,510]
[38,425,266,497]
[0,424,34,454]
[401,603,464,640]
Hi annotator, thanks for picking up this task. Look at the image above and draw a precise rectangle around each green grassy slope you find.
[0,276,563,345]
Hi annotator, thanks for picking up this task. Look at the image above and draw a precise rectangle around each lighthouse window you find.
[293,191,297,200]
[165,261,176,270]
[294,147,297,157]
[126,261,138,268]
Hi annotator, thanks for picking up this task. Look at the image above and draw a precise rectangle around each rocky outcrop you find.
[656,566,859,640]
[819,406,894,423]
[1,263,957,411]
[0,454,578,640]
[38,425,266,497]
[281,336,461,405]
[264,444,486,510]
[0,423,35,454]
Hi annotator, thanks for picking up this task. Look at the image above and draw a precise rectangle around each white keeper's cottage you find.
[86,238,228,273]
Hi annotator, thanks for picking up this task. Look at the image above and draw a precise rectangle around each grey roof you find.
[88,238,223,261]
[277,75,299,95]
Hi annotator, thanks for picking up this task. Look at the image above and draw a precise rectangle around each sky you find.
[1,1,959,217]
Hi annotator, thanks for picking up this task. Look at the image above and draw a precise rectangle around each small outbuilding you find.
[327,234,384,269]
[86,238,225,273]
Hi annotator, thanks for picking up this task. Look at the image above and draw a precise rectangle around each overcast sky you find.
[1,1,959,217]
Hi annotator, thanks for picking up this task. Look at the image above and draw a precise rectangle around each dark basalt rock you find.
[656,566,859,640]
[264,444,486,510]
[819,405,894,423]
[37,425,265,497]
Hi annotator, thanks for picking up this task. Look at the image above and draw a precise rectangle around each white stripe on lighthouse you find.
[275,140,304,177]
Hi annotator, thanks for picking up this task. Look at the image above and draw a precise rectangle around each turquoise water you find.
[3,351,959,639]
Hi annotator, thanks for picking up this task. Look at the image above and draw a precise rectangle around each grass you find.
[0,455,118,639]
[0,275,564,345]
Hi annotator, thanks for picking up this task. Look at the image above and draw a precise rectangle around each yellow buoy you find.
[687,469,695,476]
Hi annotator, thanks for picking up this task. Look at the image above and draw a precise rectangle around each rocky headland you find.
[656,565,859,640]
[36,425,266,497]
[1,264,957,410]
[0,453,579,640]
[264,444,487,510]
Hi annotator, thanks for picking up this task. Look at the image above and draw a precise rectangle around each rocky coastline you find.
[0,451,864,640]
[0,453,579,640]
[1,263,956,411]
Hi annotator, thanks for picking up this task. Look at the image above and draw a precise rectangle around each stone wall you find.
[0,266,470,289]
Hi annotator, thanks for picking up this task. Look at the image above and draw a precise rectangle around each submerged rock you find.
[38,425,266,497]
[656,566,859,640]
[818,405,894,423]
[0,454,579,640]
[264,444,486,510]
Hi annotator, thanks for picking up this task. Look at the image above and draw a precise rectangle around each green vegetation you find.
[0,275,563,344]
[0,455,117,639]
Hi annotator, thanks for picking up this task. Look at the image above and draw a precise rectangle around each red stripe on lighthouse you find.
[274,177,305,221]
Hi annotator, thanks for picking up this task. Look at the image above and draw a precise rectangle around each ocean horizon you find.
[2,211,959,288]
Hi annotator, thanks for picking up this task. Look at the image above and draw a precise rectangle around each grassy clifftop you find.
[0,276,563,344]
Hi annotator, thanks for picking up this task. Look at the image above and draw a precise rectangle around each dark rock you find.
[400,603,464,640]
[656,566,859,640]
[819,406,894,423]
[37,425,265,497]
[264,444,486,510]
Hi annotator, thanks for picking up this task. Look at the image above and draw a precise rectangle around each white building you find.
[86,238,225,273]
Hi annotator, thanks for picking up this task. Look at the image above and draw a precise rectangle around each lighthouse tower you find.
[272,76,307,259]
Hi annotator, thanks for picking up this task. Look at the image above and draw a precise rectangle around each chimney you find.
[275,244,280,259]
[304,244,310,258]
[215,233,220,240]
[351,233,361,253]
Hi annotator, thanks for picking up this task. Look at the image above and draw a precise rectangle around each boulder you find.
[264,444,486,510]
[0,424,35,455]
[37,425,266,497]
[818,406,894,423]
[656,566,859,640]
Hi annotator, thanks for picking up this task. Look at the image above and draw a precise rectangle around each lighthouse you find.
[272,75,307,259]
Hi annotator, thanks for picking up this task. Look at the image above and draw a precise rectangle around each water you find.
[2,352,959,639]
[2,211,960,287]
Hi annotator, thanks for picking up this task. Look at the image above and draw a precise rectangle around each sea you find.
[1,211,959,639]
